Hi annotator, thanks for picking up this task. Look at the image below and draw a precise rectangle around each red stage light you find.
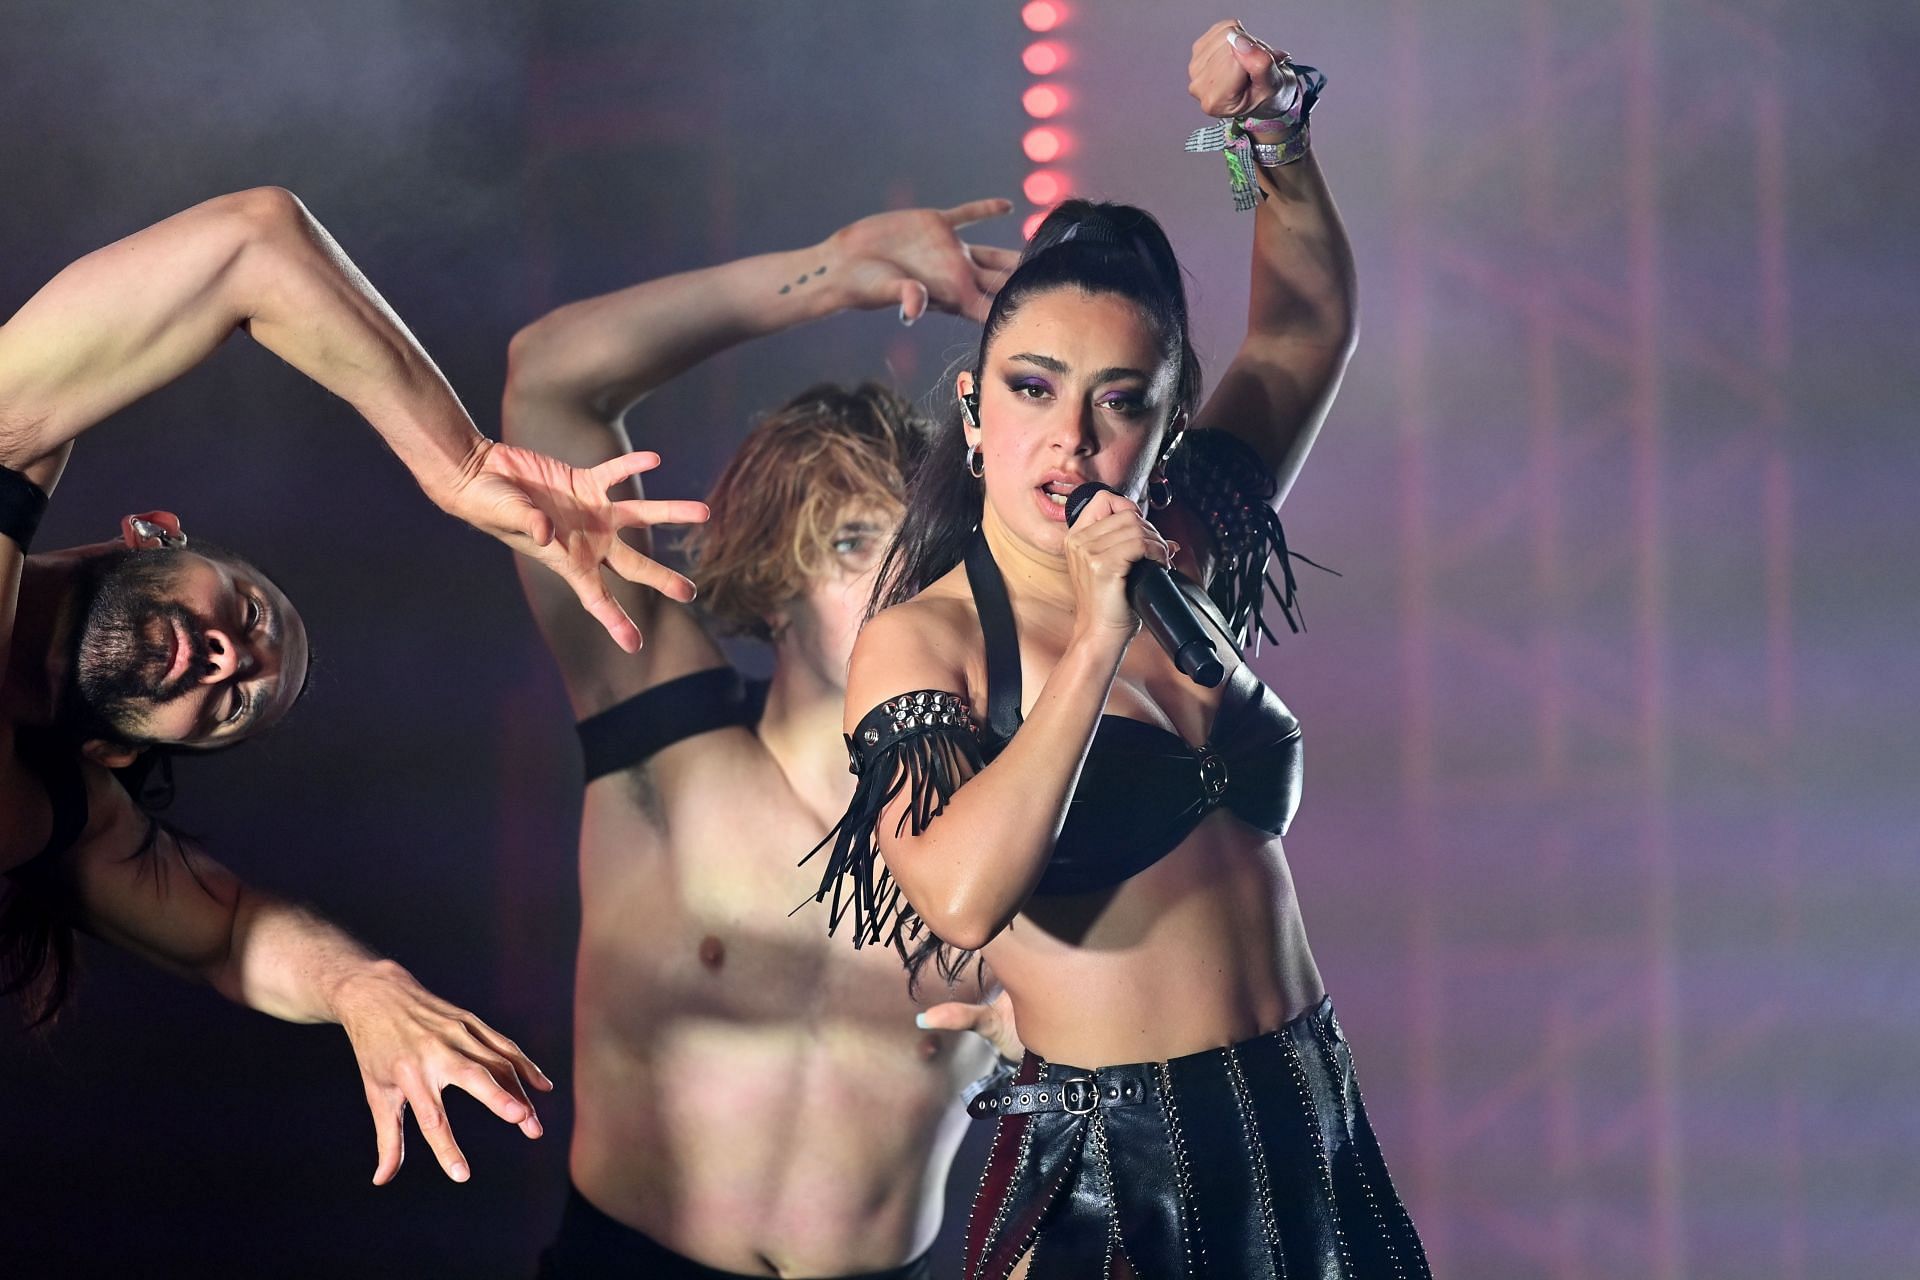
[1023,170,1069,207]
[1022,126,1067,163]
[1023,211,1050,240]
[1022,84,1067,119]
[1021,1,1064,33]
[1022,41,1066,76]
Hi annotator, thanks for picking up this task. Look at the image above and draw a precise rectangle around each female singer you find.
[810,20,1429,1278]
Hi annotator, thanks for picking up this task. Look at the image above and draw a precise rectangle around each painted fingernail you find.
[914,1013,933,1029]
[899,304,917,327]
[1226,29,1244,50]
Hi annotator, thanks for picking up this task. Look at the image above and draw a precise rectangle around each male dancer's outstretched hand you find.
[441,442,709,653]
[826,198,1022,326]
[0,185,711,655]
[918,989,1025,1064]
[328,960,555,1185]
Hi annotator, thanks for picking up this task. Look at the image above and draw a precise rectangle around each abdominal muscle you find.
[567,777,988,1277]
[984,810,1326,1069]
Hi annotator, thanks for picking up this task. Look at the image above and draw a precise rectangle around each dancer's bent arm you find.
[1185,20,1358,505]
[501,199,1017,707]
[53,769,550,1186]
[0,186,688,650]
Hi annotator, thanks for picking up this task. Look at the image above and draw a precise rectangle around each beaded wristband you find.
[1184,62,1327,210]
[1252,126,1311,168]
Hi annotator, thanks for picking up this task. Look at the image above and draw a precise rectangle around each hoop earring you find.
[1147,470,1173,509]
[964,443,985,479]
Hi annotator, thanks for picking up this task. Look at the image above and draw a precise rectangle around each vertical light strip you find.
[1020,2,1073,238]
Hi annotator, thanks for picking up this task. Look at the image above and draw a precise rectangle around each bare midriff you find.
[984,810,1326,1070]
[567,769,991,1278]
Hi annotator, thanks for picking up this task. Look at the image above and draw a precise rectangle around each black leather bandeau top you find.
[964,530,1303,895]
[807,521,1306,954]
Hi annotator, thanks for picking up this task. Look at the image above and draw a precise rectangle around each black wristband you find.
[0,463,50,552]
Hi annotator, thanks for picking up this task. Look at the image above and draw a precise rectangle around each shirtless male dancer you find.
[505,200,1025,1278]
[1,187,703,1185]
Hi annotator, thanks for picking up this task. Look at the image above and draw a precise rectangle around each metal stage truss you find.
[1387,0,1799,1276]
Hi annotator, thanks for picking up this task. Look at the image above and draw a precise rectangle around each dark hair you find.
[871,200,1205,993]
[1,809,182,1030]
[4,537,303,1029]
[871,200,1202,621]
[0,856,76,1029]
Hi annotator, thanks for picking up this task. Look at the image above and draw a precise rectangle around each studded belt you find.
[966,1064,1158,1119]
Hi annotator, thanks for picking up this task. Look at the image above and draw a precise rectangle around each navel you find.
[698,935,726,970]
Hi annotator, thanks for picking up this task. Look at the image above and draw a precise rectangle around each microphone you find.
[1065,481,1225,688]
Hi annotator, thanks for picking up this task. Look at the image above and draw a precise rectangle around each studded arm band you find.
[1164,429,1338,649]
[801,690,985,953]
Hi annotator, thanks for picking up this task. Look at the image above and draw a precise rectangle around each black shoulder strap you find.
[12,730,89,866]
[964,528,1023,745]
[576,666,758,782]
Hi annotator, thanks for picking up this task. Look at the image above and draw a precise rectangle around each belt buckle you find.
[1061,1075,1098,1116]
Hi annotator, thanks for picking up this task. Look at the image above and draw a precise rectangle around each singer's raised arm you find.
[1182,18,1357,511]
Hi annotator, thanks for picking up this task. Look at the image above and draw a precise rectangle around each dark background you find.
[3,1,1914,1276]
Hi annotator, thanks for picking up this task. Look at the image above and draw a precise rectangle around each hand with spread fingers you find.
[1188,18,1293,119]
[443,442,710,653]
[329,960,555,1185]
[918,988,1024,1064]
[826,198,1023,326]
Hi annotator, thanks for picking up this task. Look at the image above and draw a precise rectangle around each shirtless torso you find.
[566,671,988,1272]
[501,197,1024,1276]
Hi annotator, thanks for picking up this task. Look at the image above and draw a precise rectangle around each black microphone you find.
[1065,481,1224,688]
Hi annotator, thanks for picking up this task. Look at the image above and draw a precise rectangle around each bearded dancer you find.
[1,187,704,1184]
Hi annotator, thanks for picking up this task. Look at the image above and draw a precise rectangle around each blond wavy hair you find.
[684,382,930,641]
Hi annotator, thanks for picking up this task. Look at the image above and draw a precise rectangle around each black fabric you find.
[805,689,984,949]
[968,1063,1155,1118]
[1164,428,1336,648]
[807,529,1306,954]
[965,997,1429,1279]
[961,528,1305,895]
[10,728,89,869]
[0,462,49,552]
[576,667,768,782]
[964,529,1023,748]
[536,1186,933,1280]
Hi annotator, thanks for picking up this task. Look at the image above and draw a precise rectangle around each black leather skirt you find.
[962,996,1429,1279]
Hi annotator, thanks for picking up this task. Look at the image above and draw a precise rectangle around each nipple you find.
[918,1034,944,1061]
[698,935,726,970]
